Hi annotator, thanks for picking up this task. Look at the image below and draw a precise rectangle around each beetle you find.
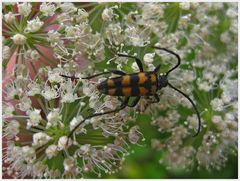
[61,46,201,138]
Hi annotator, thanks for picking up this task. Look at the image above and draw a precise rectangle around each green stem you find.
[62,103,70,123]
[36,97,49,116]
[3,19,18,32]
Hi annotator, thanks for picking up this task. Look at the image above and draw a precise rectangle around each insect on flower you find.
[61,46,201,139]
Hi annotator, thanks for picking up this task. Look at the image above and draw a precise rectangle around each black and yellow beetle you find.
[61,46,201,138]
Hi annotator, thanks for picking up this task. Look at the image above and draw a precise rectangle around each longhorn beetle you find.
[61,46,201,139]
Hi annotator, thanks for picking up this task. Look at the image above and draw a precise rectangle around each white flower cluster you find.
[145,2,237,172]
[2,2,59,66]
[3,63,141,178]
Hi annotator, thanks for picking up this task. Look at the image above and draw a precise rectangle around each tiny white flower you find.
[27,82,41,96]
[80,144,91,154]
[45,144,58,159]
[48,70,64,83]
[61,92,78,103]
[4,12,15,24]
[32,132,52,147]
[26,49,40,60]
[3,104,15,118]
[221,92,232,104]
[5,120,20,139]
[22,146,36,163]
[26,109,42,128]
[89,94,101,109]
[225,113,235,122]
[58,3,77,13]
[143,53,155,64]
[58,136,72,150]
[76,8,89,23]
[102,8,114,21]
[128,126,141,144]
[18,2,32,17]
[212,115,226,131]
[104,96,120,110]
[61,80,78,103]
[125,26,149,46]
[105,23,124,45]
[132,62,140,72]
[226,8,237,18]
[3,46,11,60]
[25,17,44,32]
[82,82,95,96]
[46,109,62,128]
[63,156,76,172]
[11,34,27,45]
[17,96,32,111]
[47,30,62,45]
[187,115,199,130]
[210,98,224,112]
[147,63,156,71]
[41,86,59,100]
[40,2,56,17]
[198,81,212,91]
[182,71,196,82]
[180,2,191,10]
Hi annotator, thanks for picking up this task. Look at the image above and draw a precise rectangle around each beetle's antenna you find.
[152,46,181,76]
[168,82,201,137]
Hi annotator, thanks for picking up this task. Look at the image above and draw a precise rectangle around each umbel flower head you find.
[146,2,238,172]
[3,63,144,178]
[2,2,59,73]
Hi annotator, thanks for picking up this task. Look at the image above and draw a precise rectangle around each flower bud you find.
[4,12,15,24]
[11,34,27,45]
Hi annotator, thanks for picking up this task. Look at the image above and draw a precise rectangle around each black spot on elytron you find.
[131,87,140,96]
[97,81,107,90]
[142,76,152,89]
[130,74,139,86]
[115,87,123,96]
[113,76,123,87]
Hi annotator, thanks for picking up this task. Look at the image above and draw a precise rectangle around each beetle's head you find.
[158,74,168,89]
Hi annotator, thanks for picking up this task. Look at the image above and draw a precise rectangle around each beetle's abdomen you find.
[97,72,158,96]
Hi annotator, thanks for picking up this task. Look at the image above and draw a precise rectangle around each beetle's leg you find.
[128,97,141,107]
[149,94,160,103]
[117,53,144,72]
[60,74,80,80]
[82,70,126,79]
[154,64,161,73]
[68,97,129,138]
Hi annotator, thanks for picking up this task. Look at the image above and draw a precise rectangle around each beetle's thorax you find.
[158,74,168,89]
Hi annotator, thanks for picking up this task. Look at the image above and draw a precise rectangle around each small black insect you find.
[61,46,201,138]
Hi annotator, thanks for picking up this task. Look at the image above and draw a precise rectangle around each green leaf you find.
[164,3,180,33]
